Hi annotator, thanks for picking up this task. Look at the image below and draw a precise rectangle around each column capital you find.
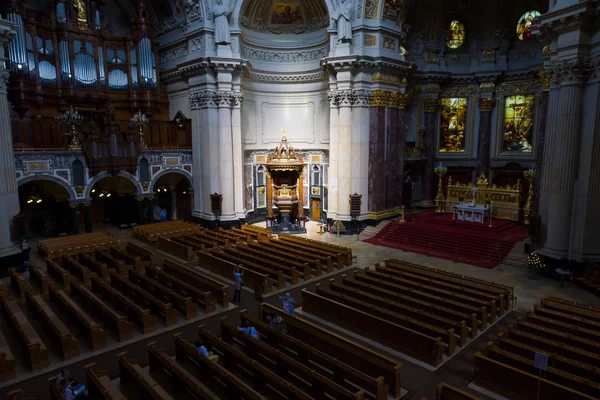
[397,93,410,109]
[337,90,355,107]
[189,90,219,109]
[538,69,550,91]
[370,90,389,107]
[0,70,8,95]
[231,93,243,108]
[547,59,589,86]
[352,89,372,107]
[423,98,440,112]
[478,98,496,112]
[327,91,339,107]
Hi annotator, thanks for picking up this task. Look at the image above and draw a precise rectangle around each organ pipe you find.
[6,13,27,71]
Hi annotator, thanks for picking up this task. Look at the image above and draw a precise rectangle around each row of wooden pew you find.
[133,220,201,244]
[156,224,353,296]
[0,241,229,382]
[575,264,600,297]
[300,259,513,366]
[474,296,600,400]
[37,232,119,258]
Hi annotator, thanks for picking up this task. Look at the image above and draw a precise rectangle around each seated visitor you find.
[194,339,219,361]
[238,322,259,339]
[267,311,288,333]
[280,292,296,316]
[57,368,87,399]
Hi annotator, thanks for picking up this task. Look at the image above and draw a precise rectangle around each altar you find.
[453,204,489,224]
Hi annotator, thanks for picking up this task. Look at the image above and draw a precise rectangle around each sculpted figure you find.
[213,0,231,45]
[332,0,352,43]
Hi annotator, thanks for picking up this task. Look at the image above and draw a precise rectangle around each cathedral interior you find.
[0,0,599,399]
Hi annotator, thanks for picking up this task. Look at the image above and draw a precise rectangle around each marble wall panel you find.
[368,107,386,211]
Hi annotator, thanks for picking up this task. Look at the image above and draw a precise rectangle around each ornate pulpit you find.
[265,130,306,233]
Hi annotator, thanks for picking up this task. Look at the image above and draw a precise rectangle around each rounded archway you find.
[17,179,73,237]
[88,176,139,227]
[152,172,193,221]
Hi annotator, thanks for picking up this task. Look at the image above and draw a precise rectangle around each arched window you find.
[312,165,320,186]
[72,160,85,187]
[446,20,465,49]
[256,166,265,186]
[516,11,541,41]
[139,158,150,182]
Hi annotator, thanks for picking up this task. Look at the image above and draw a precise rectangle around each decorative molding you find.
[364,0,379,19]
[353,90,372,107]
[338,90,356,107]
[423,83,441,93]
[538,69,550,91]
[189,90,218,109]
[370,90,388,107]
[423,98,440,112]
[242,69,326,84]
[479,82,495,91]
[546,59,589,86]
[424,49,438,65]
[190,37,204,52]
[478,98,496,112]
[387,92,399,108]
[441,86,476,97]
[510,48,536,61]
[382,0,407,27]
[481,48,495,64]
[407,146,422,157]
[371,72,405,85]
[397,93,409,109]
[497,80,540,93]
[364,35,376,47]
[240,46,329,63]
[328,91,339,107]
[383,36,396,51]
[158,44,188,64]
[0,69,8,94]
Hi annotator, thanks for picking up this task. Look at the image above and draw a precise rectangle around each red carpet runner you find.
[363,210,528,269]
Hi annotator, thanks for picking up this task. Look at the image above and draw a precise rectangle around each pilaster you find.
[327,91,339,219]
[421,93,440,208]
[475,94,496,177]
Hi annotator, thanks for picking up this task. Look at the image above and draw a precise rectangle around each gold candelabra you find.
[399,206,406,223]
[523,168,535,225]
[434,162,448,214]
[56,105,83,150]
[488,200,493,228]
[130,110,149,149]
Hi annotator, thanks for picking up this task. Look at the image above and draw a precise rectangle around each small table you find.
[452,204,489,224]
[556,268,571,288]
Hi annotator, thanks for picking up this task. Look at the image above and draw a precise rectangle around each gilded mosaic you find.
[502,95,535,153]
[439,98,467,153]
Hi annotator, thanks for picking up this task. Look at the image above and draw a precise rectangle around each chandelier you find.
[55,105,83,150]
[26,195,43,204]
[130,110,149,149]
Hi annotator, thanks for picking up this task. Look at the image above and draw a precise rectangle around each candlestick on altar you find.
[488,200,493,228]
[523,168,536,225]
[434,163,448,214]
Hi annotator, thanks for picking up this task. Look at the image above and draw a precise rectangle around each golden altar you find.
[444,174,522,221]
[265,132,306,233]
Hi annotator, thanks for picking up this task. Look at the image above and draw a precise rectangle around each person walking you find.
[160,208,167,222]
[280,292,296,316]
[233,266,244,303]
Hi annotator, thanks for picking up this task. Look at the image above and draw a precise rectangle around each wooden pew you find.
[257,303,403,397]
[171,334,268,400]
[534,304,600,333]
[78,252,110,282]
[86,363,127,400]
[146,341,220,399]
[0,293,49,371]
[196,250,273,296]
[48,282,108,351]
[222,243,301,284]
[344,274,479,338]
[25,288,80,360]
[144,265,217,314]
[9,268,31,300]
[317,283,458,354]
[28,261,51,297]
[45,258,73,294]
[279,233,352,265]
[118,352,174,399]
[90,274,156,334]
[157,237,195,262]
[128,268,200,318]
[94,249,128,277]
[301,288,444,366]
[436,383,480,400]
[523,310,600,342]
[49,378,64,400]
[474,351,597,400]
[0,317,17,381]
[71,278,135,341]
[62,256,92,287]
[161,258,229,306]
[515,318,600,353]
[272,235,344,267]
[6,389,35,400]
[109,247,145,272]
[109,271,178,327]
[207,248,285,290]
[244,239,327,275]
[218,320,367,400]
[235,242,312,281]
[542,297,600,323]
[363,268,489,328]
[125,242,156,267]
[38,232,117,258]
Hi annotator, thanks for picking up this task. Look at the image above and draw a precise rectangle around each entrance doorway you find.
[153,172,192,221]
[17,180,72,237]
[311,199,321,221]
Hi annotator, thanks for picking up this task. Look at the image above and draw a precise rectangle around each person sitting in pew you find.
[279,293,296,316]
[266,311,288,333]
[238,322,259,339]
[56,368,88,399]
[194,340,219,362]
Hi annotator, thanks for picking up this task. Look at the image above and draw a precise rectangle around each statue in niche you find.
[213,0,231,45]
[74,0,87,30]
[332,0,352,43]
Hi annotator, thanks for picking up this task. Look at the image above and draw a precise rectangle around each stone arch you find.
[148,168,193,193]
[84,170,144,198]
[17,175,77,201]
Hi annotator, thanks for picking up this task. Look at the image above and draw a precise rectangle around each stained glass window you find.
[439,98,467,153]
[446,20,465,49]
[502,95,534,153]
[516,11,540,41]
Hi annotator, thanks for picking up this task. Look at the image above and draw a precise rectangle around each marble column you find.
[266,171,273,218]
[539,61,585,259]
[83,203,92,233]
[231,93,244,220]
[297,171,304,218]
[336,90,353,221]
[385,94,399,210]
[0,22,20,260]
[217,92,236,221]
[327,92,339,219]
[351,90,371,219]
[475,98,496,177]
[421,98,439,207]
[532,87,549,216]
[368,90,387,213]
[396,94,409,208]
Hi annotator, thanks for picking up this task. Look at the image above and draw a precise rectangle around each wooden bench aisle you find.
[28,262,51,297]
[118,351,174,399]
[86,363,127,400]
[9,268,31,300]
[38,232,118,258]
[278,233,353,266]
[0,313,17,381]
[125,242,156,267]
[157,236,195,262]
[436,383,480,400]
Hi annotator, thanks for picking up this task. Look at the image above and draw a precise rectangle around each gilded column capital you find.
[387,92,400,108]
[538,69,550,91]
[478,98,496,112]
[397,93,410,109]
[423,98,439,112]
[370,90,389,107]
